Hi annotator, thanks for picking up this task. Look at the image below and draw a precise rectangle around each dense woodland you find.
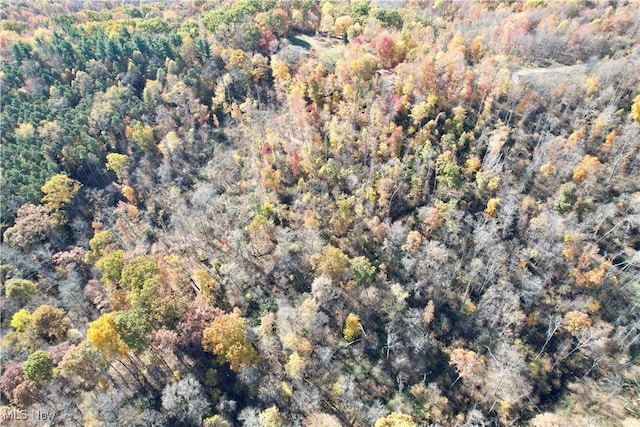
[0,0,639,425]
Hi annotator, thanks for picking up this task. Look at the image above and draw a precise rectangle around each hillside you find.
[1,1,639,426]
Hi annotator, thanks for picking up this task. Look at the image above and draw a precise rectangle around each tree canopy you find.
[0,0,638,425]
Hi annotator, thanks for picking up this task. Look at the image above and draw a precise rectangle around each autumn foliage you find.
[202,307,259,372]
[0,0,638,425]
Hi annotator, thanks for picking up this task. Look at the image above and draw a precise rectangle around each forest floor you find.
[292,33,345,58]
[513,63,590,83]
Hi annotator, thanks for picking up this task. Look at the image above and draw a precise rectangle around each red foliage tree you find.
[175,296,222,351]
[0,363,24,403]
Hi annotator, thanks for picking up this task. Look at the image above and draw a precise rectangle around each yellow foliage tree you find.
[311,246,350,282]
[566,126,585,147]
[270,56,290,81]
[585,76,598,95]
[202,308,258,372]
[11,309,31,332]
[87,313,129,356]
[333,15,354,38]
[464,156,482,174]
[86,230,113,263]
[106,153,130,181]
[540,162,555,177]
[343,313,361,342]
[347,52,378,81]
[285,351,305,380]
[203,415,231,427]
[126,120,155,152]
[260,165,282,191]
[193,269,218,303]
[159,131,182,158]
[15,123,35,140]
[374,413,417,427]
[258,312,276,340]
[298,297,320,332]
[485,198,500,218]
[222,48,249,70]
[631,94,640,122]
[259,406,286,427]
[41,174,81,209]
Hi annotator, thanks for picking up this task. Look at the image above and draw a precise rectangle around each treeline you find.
[1,1,639,426]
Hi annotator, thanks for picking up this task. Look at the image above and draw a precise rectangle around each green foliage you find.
[201,0,263,32]
[255,10,288,37]
[554,182,577,215]
[5,278,37,301]
[137,17,168,33]
[436,151,462,189]
[351,256,375,287]
[241,22,262,51]
[319,158,341,181]
[1,1,638,424]
[128,277,159,311]
[23,351,53,383]
[2,20,29,33]
[121,255,159,292]
[0,264,21,284]
[2,329,35,354]
[86,230,114,262]
[371,7,403,29]
[331,195,355,235]
[114,309,153,353]
[96,250,125,289]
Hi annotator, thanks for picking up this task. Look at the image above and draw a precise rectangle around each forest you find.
[0,0,639,425]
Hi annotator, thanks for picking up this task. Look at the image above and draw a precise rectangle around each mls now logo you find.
[1,407,56,422]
